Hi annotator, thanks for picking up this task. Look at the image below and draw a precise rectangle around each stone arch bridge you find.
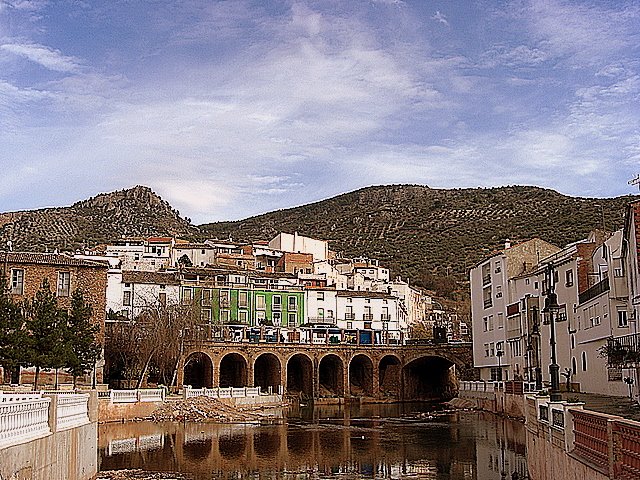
[177,341,473,402]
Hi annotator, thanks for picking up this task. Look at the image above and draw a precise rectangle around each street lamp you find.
[542,262,562,402]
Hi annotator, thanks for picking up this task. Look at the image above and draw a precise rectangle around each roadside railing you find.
[458,380,538,395]
[55,393,90,431]
[0,393,51,449]
[530,395,640,479]
[0,391,93,450]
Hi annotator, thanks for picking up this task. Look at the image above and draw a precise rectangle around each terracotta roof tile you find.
[5,252,108,268]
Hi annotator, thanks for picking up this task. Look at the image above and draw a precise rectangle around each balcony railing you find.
[579,277,609,305]
[306,317,337,325]
[483,299,492,308]
[482,273,491,286]
[606,333,640,365]
[381,314,391,321]
[345,313,355,320]
[362,314,374,321]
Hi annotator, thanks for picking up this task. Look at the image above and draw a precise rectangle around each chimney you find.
[505,239,511,249]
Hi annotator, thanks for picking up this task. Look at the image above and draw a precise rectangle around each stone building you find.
[0,252,108,384]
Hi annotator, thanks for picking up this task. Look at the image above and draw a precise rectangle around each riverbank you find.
[148,396,285,422]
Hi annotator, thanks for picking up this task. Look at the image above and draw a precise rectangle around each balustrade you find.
[0,395,51,449]
[570,409,610,472]
[55,393,90,431]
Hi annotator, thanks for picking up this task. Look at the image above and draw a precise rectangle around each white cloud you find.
[1,42,81,72]
[431,11,449,26]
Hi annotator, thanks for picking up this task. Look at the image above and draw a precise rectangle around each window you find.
[614,266,625,277]
[272,295,281,310]
[317,308,324,319]
[490,342,495,357]
[159,292,166,305]
[497,313,504,329]
[219,290,230,307]
[273,311,281,325]
[10,269,24,295]
[565,270,574,287]
[484,343,490,357]
[582,352,587,372]
[317,291,324,301]
[364,306,372,321]
[238,291,248,308]
[483,286,492,308]
[382,306,389,321]
[201,289,211,306]
[494,261,501,273]
[256,294,266,310]
[488,315,494,331]
[572,357,577,375]
[123,291,131,306]
[347,321,353,329]
[496,286,502,298]
[288,296,297,310]
[238,310,248,324]
[220,310,230,323]
[483,316,489,332]
[182,288,193,304]
[288,312,297,326]
[346,305,354,320]
[618,310,629,327]
[364,322,372,329]
[496,341,504,354]
[201,308,211,323]
[57,272,70,297]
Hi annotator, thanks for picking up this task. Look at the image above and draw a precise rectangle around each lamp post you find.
[542,262,562,402]
[496,349,504,381]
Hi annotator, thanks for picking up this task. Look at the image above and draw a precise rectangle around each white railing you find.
[55,394,90,431]
[138,389,165,403]
[110,390,138,404]
[184,386,264,399]
[0,394,51,449]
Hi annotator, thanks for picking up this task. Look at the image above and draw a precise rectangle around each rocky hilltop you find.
[0,186,197,252]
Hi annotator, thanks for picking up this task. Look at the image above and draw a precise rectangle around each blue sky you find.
[1,0,639,223]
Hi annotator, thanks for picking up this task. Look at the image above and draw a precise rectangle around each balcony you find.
[482,274,491,286]
[606,333,640,365]
[579,277,609,305]
[381,314,391,321]
[483,299,492,309]
[362,314,374,321]
[306,317,337,325]
[345,313,355,320]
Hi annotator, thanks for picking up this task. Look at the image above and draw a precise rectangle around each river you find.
[99,403,528,479]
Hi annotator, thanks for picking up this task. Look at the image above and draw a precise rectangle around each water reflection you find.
[99,403,527,479]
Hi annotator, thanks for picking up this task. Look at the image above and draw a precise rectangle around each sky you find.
[0,0,639,224]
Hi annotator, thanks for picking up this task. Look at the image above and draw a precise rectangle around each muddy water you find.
[99,403,527,479]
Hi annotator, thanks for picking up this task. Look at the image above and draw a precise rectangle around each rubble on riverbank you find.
[96,470,193,480]
[148,396,283,422]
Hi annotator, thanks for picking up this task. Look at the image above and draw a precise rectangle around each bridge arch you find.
[183,352,214,388]
[286,353,314,398]
[318,354,344,397]
[219,352,248,388]
[403,355,456,401]
[349,354,374,396]
[379,355,402,398]
[254,353,281,392]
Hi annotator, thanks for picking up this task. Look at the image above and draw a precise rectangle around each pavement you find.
[564,391,640,422]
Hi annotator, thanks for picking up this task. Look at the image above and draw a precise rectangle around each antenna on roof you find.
[629,174,640,191]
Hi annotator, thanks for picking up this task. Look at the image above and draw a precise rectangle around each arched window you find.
[572,357,577,375]
[581,352,587,372]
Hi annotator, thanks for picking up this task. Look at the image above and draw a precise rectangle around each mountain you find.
[198,185,637,282]
[0,186,197,252]
[1,185,636,288]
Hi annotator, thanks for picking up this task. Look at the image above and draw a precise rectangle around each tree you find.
[65,290,101,387]
[23,279,69,390]
[0,288,26,384]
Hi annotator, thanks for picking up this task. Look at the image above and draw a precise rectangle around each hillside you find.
[198,185,636,282]
[0,186,198,252]
[0,185,636,287]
